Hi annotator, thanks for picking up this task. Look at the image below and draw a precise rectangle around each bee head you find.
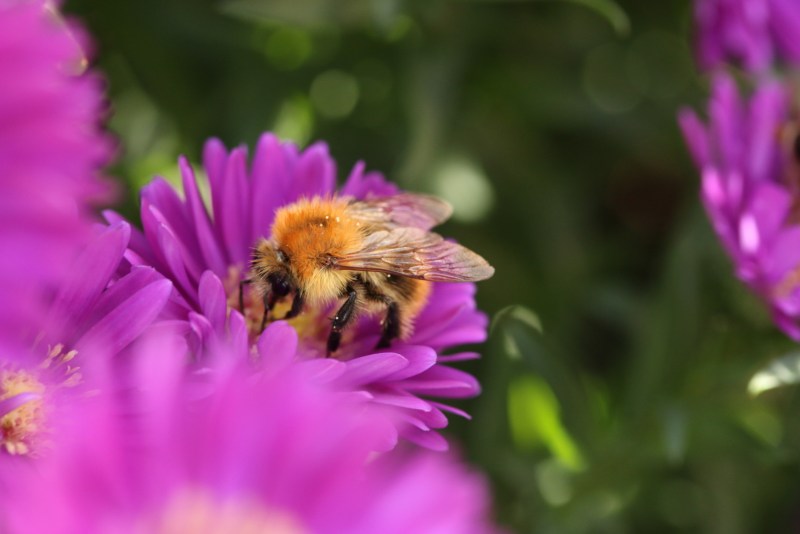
[251,239,298,297]
[267,272,292,298]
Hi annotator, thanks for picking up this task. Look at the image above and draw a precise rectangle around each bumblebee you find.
[249,193,494,355]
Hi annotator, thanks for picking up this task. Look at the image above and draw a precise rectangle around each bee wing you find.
[347,193,453,230]
[333,227,494,282]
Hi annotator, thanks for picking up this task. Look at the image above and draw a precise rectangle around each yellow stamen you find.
[0,344,84,457]
[42,344,83,390]
[0,369,45,456]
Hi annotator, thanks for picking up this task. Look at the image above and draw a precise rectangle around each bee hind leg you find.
[327,285,358,357]
[376,302,400,349]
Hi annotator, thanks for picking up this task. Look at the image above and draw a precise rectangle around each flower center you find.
[0,344,82,457]
[148,489,306,534]
[0,369,45,456]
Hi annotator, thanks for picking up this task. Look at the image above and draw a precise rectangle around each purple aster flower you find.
[0,0,114,347]
[679,73,800,338]
[2,344,498,533]
[0,222,172,457]
[106,133,488,450]
[694,0,800,71]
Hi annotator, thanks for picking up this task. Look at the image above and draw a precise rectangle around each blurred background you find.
[65,0,800,531]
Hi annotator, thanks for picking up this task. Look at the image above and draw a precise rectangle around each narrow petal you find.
[198,271,228,333]
[429,401,472,419]
[251,133,293,239]
[763,227,800,283]
[370,391,432,412]
[709,73,743,175]
[292,142,335,198]
[301,358,347,382]
[402,427,449,451]
[746,183,791,248]
[82,266,165,333]
[141,178,198,258]
[436,351,481,363]
[180,157,227,276]
[401,365,481,398]
[338,353,409,388]
[747,81,787,182]
[203,137,229,227]
[228,309,249,359]
[156,223,197,306]
[257,320,298,368]
[77,280,172,355]
[145,201,204,283]
[426,314,488,348]
[380,346,436,382]
[50,222,129,324]
[772,0,800,62]
[103,210,159,268]
[340,161,396,198]
[677,108,710,169]
[189,311,215,349]
[219,147,251,266]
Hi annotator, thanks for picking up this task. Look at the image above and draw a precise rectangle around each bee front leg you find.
[376,301,400,349]
[327,286,358,357]
[238,279,251,313]
[283,292,305,320]
[260,291,277,332]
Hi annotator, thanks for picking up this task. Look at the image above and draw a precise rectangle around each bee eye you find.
[276,250,288,263]
[268,274,291,297]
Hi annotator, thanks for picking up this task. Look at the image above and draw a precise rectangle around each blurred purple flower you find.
[694,0,800,71]
[3,346,498,534]
[0,222,172,457]
[0,0,114,347]
[107,134,487,450]
[679,73,800,338]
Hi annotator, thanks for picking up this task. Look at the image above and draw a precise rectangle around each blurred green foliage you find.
[65,0,800,531]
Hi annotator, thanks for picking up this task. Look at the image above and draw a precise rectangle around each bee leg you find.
[282,292,305,320]
[238,279,251,313]
[327,286,358,357]
[376,302,400,349]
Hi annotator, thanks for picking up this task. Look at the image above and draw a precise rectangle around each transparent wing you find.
[347,193,453,230]
[333,227,494,282]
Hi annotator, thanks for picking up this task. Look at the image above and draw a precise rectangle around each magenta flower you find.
[107,133,487,450]
[0,0,113,347]
[2,347,498,533]
[0,222,172,457]
[43,222,173,355]
[694,0,800,71]
[679,74,800,338]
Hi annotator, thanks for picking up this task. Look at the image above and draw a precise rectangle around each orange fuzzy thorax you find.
[270,197,363,303]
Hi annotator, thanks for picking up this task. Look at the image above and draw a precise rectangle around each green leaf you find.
[508,374,586,470]
[461,0,629,36]
[748,352,800,396]
[562,0,629,36]
[477,306,594,454]
[491,305,544,362]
